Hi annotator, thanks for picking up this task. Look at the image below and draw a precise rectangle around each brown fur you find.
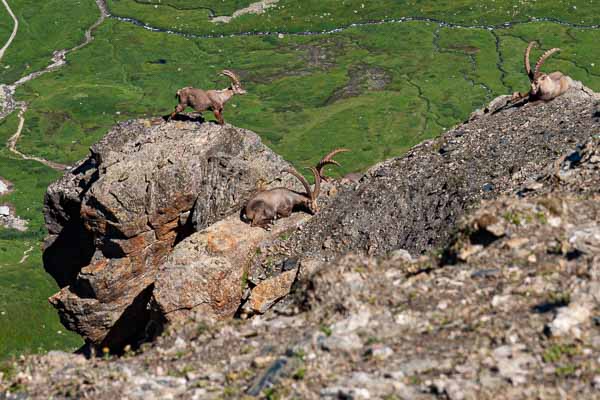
[243,168,321,229]
[169,70,246,124]
[512,42,573,102]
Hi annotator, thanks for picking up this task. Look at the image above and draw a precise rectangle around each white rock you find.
[173,337,186,350]
[491,294,513,310]
[389,248,413,262]
[332,309,371,334]
[569,225,600,253]
[368,345,394,360]
[395,311,420,327]
[547,299,593,338]
[321,332,363,352]
[0,206,10,216]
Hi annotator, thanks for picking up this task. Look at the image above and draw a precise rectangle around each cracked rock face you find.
[151,213,308,324]
[43,120,298,349]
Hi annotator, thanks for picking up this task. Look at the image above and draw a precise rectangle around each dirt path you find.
[1,0,108,171]
[0,0,18,62]
[211,0,279,24]
[6,105,69,170]
[19,245,34,264]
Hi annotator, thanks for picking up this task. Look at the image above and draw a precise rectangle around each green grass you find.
[13,19,600,171]
[106,0,600,37]
[0,115,82,359]
[0,1,12,49]
[0,0,600,359]
[0,0,99,84]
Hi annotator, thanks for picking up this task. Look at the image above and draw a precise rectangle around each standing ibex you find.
[169,70,246,124]
[512,42,573,102]
[243,168,321,228]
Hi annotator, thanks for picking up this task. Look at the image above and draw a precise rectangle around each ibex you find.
[243,168,321,228]
[512,42,573,102]
[169,70,246,124]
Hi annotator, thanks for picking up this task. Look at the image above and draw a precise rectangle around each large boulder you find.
[151,213,308,324]
[44,120,300,349]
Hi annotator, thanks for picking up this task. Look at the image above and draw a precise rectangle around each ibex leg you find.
[214,109,224,125]
[168,103,186,121]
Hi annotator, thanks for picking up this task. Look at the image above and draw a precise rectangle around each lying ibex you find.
[512,42,573,102]
[243,168,321,228]
[169,70,246,124]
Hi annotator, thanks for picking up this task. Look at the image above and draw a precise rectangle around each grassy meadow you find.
[106,0,600,36]
[0,0,599,358]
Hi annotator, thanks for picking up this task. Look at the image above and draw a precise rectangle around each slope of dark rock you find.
[286,86,599,260]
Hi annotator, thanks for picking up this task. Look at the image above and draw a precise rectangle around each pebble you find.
[397,358,437,375]
[321,333,363,352]
[365,345,394,360]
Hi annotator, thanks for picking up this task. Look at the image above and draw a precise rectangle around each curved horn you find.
[221,69,242,86]
[316,148,350,177]
[524,41,537,81]
[309,166,321,201]
[534,47,560,77]
[284,168,312,198]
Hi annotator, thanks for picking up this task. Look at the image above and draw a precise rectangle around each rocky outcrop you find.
[8,123,600,399]
[41,85,599,351]
[43,120,302,349]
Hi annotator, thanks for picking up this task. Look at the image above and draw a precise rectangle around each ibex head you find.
[285,167,321,213]
[524,42,561,98]
[221,69,247,95]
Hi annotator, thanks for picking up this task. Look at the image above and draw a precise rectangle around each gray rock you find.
[397,358,437,375]
[492,344,536,385]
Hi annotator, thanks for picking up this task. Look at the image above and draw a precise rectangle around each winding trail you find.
[19,245,34,264]
[6,105,68,170]
[0,0,108,171]
[0,0,18,62]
